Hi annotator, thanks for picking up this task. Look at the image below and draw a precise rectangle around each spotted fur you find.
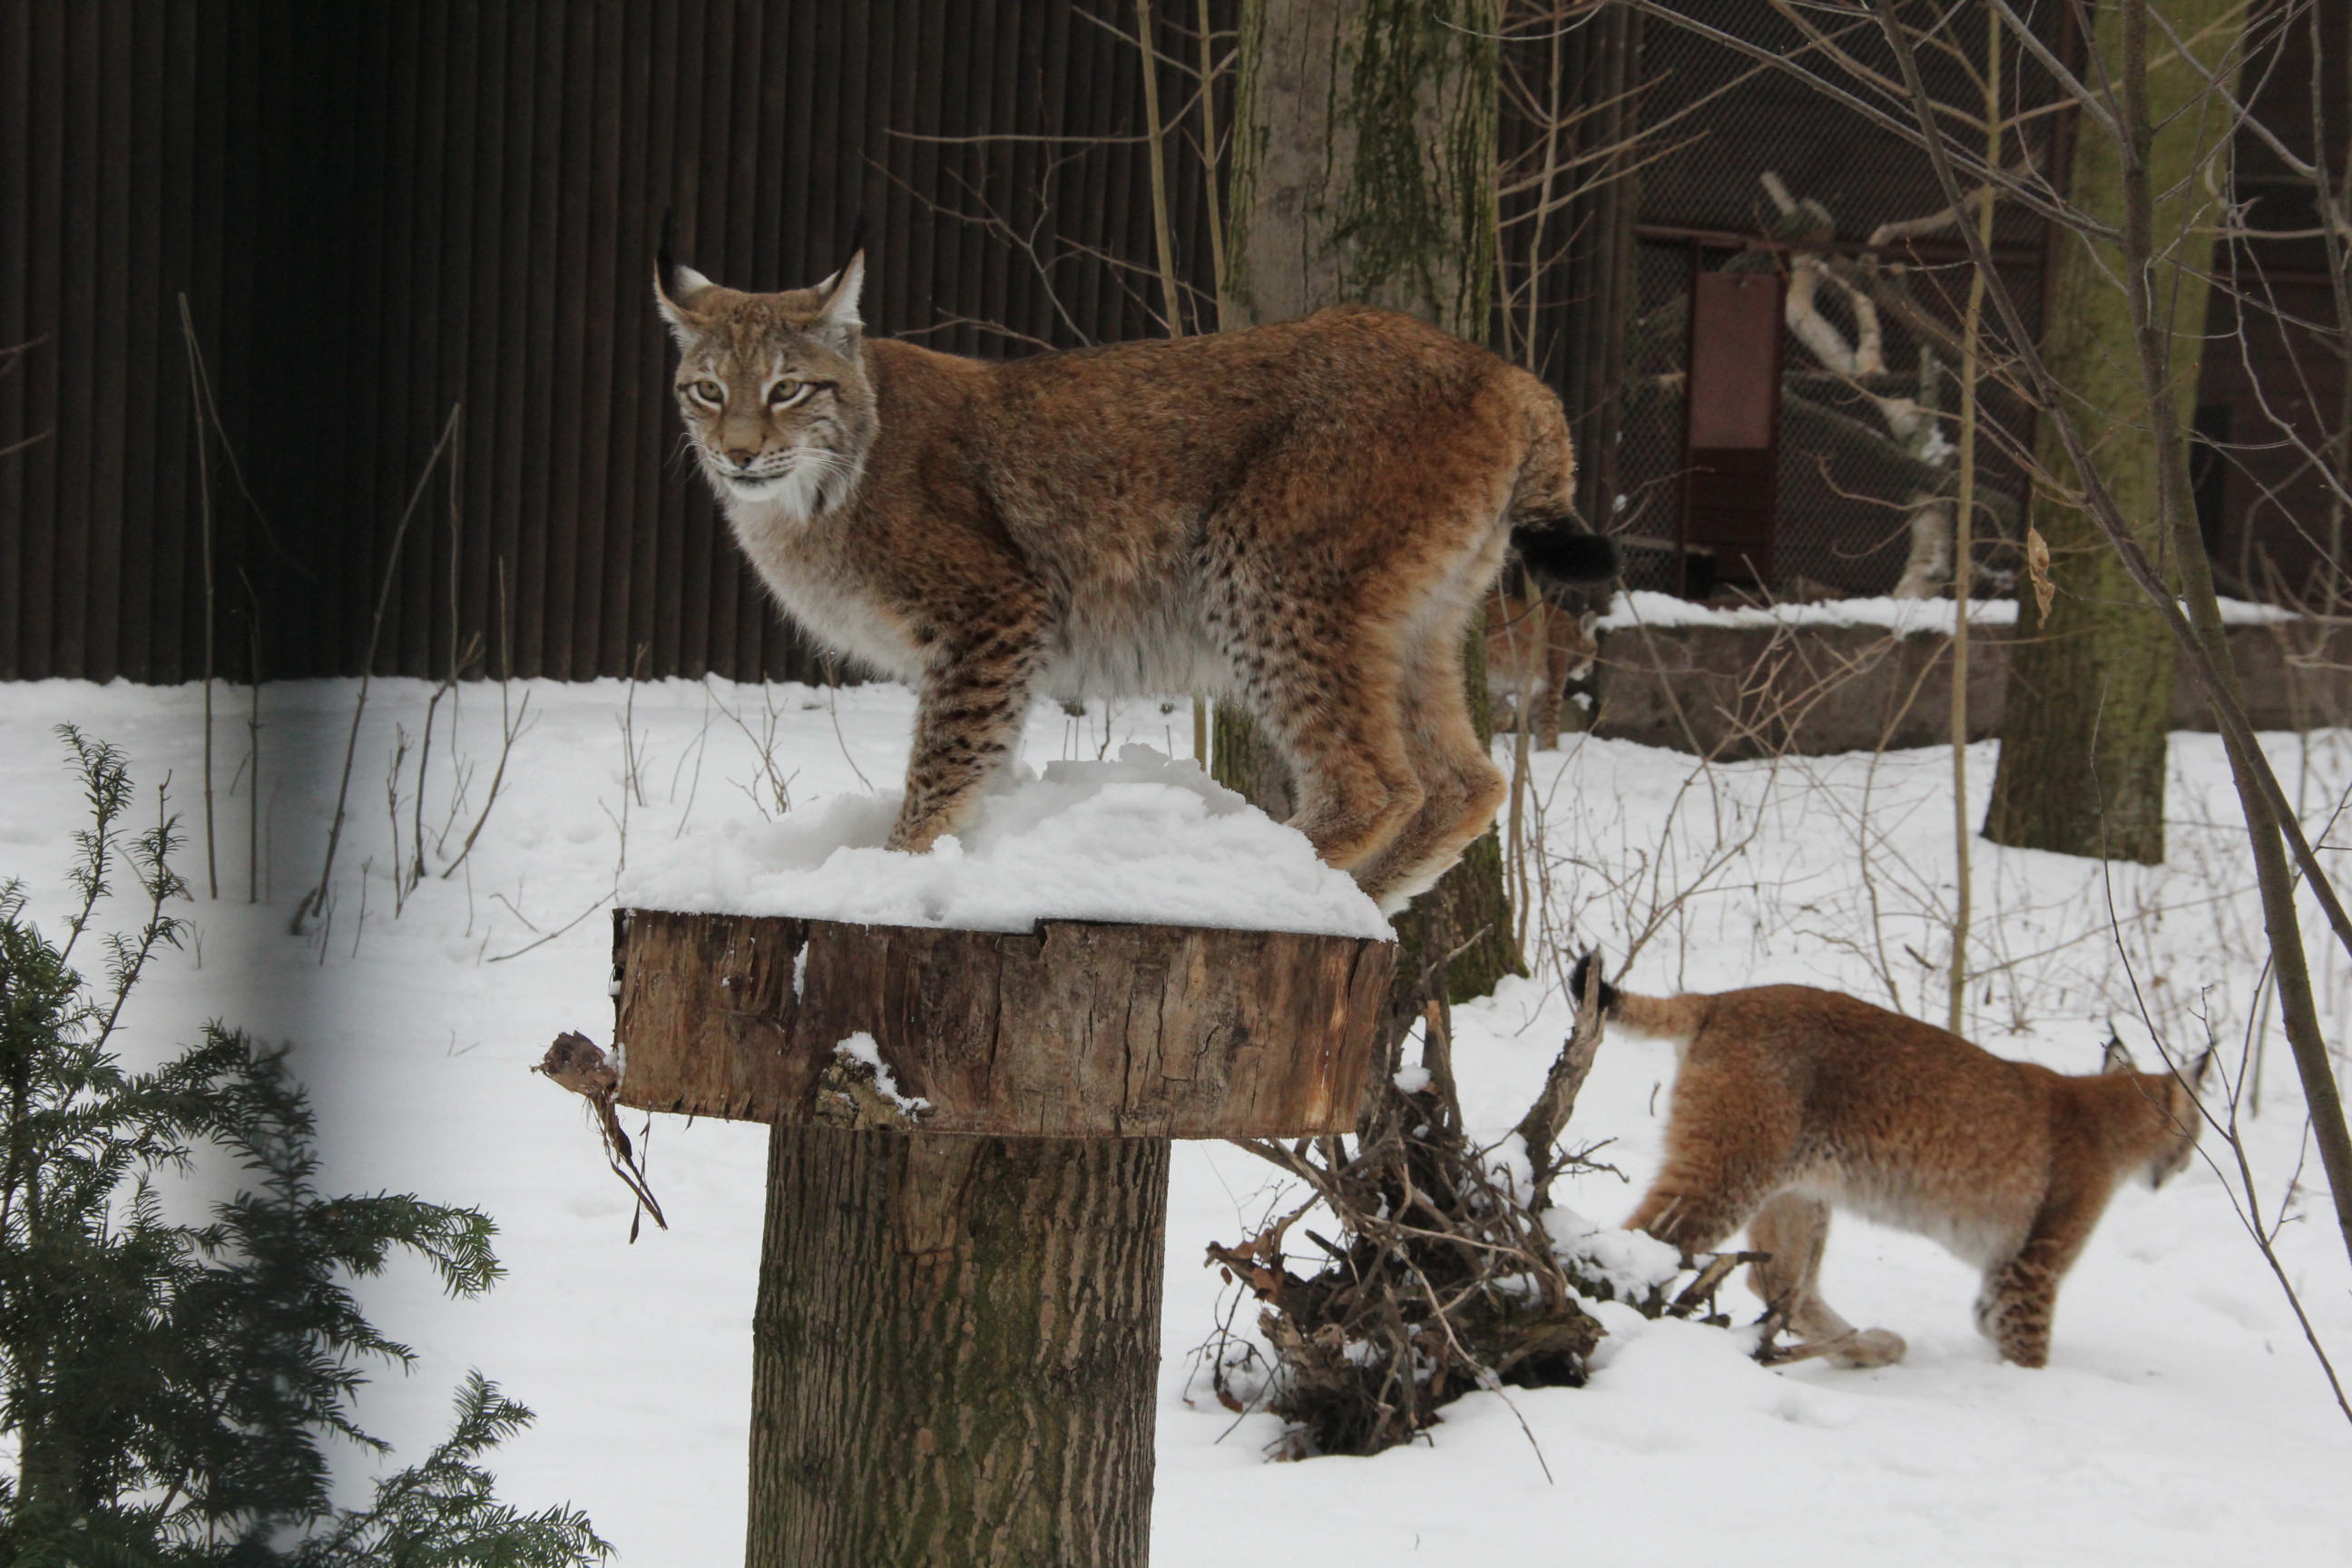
[657,253,1616,910]
[1573,960,2210,1368]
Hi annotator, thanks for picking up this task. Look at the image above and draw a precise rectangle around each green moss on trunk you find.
[1225,0,1519,999]
[1984,0,2244,864]
[1331,0,1499,335]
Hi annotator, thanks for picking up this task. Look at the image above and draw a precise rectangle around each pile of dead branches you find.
[1204,964,1751,1459]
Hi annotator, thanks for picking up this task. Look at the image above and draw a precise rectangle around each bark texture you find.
[609,910,1394,1138]
[1983,0,2244,863]
[746,1125,1170,1568]
[1221,0,1519,1002]
[1227,0,1499,336]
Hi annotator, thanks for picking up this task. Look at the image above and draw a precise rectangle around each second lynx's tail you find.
[1566,951,1708,1038]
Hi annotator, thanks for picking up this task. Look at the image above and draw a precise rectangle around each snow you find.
[831,1031,928,1114]
[1546,1209,1685,1303]
[3,673,2347,1566]
[1597,588,2301,634]
[616,742,1388,938]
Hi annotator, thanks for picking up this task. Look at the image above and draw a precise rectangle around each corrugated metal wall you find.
[7,4,2342,682]
[1,0,1225,682]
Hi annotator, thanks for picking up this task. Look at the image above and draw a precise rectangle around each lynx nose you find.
[724,446,758,470]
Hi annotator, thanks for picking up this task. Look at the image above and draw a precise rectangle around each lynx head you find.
[655,252,877,519]
[2102,1036,2211,1189]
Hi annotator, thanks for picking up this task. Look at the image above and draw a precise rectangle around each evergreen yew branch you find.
[1,732,604,1564]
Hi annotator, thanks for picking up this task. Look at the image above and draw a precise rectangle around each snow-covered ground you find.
[3,674,2347,1565]
[1595,589,2301,634]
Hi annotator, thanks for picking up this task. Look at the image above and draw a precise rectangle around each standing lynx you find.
[1571,956,2208,1368]
[655,252,1616,910]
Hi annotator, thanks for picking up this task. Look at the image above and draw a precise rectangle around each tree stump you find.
[560,910,1394,1568]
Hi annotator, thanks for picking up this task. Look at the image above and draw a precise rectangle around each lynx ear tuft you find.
[816,250,865,342]
[2185,1047,2216,1094]
[2100,1031,2137,1075]
[654,260,718,340]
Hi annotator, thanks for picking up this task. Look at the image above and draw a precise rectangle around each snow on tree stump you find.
[558,908,1394,1568]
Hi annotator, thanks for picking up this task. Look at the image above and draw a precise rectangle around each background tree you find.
[1218,0,1522,1004]
[1637,0,2352,1378]
[1983,0,2247,863]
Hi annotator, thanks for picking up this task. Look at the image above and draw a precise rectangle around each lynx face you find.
[656,255,877,519]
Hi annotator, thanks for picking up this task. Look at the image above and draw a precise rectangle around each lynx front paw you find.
[885,813,951,855]
[1976,1269,2055,1367]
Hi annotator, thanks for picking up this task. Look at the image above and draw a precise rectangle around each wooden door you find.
[1681,266,1784,593]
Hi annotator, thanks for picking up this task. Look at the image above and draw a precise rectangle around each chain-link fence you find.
[1616,3,2074,601]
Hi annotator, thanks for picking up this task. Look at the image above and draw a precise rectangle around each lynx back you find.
[657,253,1617,910]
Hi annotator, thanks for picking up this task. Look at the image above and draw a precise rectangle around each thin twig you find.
[292,403,462,936]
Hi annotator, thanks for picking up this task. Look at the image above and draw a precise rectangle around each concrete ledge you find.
[1587,618,2352,758]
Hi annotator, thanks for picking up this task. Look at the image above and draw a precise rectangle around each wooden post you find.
[552,910,1394,1568]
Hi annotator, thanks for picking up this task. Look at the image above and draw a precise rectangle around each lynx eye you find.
[768,379,813,409]
[685,379,725,407]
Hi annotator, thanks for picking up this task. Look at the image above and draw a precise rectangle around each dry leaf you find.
[2024,524,2055,628]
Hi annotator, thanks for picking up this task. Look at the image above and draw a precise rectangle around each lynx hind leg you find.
[1348,580,1510,913]
[1627,1056,1807,1256]
[1531,656,1564,751]
[1749,1193,1906,1369]
[1625,1163,1770,1260]
[1223,599,1425,877]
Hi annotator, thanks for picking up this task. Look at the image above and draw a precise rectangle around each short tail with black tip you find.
[1505,377,1620,590]
[1567,948,1622,1016]
[1512,519,1621,588]
[1565,951,1705,1038]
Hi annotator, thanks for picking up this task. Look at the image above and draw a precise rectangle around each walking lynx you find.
[656,251,1615,910]
[1572,956,2209,1368]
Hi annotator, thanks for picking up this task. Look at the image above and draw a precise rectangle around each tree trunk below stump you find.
[749,1125,1170,1568]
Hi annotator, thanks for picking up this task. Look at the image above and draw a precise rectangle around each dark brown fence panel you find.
[4,0,1231,683]
[34,4,2219,668]
[2193,0,2350,602]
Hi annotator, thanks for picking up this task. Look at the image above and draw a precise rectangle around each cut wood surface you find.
[610,909,1396,1138]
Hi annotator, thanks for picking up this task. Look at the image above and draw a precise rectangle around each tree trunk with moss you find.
[746,1129,1168,1568]
[1220,0,1520,1002]
[1983,0,2243,863]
